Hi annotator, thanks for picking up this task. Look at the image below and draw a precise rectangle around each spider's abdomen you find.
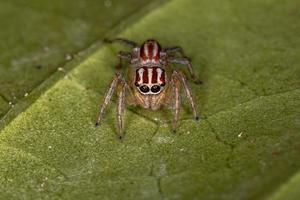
[140,39,161,64]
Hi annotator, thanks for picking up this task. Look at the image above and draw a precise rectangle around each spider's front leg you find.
[95,73,128,139]
[171,70,199,132]
[175,70,199,120]
[95,73,121,127]
[171,72,181,133]
[116,81,126,139]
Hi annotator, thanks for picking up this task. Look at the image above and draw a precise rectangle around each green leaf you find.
[1,0,300,199]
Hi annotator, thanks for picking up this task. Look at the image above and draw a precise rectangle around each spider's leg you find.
[116,51,131,69]
[95,73,121,126]
[164,46,185,56]
[116,81,126,139]
[171,72,181,133]
[104,38,138,48]
[174,70,199,120]
[168,57,202,85]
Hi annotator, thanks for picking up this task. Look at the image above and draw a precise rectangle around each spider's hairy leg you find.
[171,72,181,133]
[116,81,126,139]
[104,38,138,48]
[168,57,202,85]
[116,51,131,69]
[164,46,185,56]
[173,70,199,121]
[95,73,121,127]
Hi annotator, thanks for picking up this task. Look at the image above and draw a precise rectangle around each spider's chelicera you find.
[95,38,201,139]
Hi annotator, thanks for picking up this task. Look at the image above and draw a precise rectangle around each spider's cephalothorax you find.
[95,38,201,139]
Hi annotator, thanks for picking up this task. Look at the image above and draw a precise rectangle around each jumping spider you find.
[95,38,201,139]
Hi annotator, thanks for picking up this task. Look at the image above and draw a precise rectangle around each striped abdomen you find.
[140,39,161,64]
[134,67,166,94]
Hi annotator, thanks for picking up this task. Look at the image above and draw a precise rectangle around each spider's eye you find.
[151,85,161,93]
[139,85,150,93]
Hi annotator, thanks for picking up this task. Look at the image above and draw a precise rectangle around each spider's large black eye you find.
[151,85,161,93]
[139,85,150,93]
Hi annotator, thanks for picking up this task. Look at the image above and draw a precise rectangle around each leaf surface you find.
[0,0,300,199]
